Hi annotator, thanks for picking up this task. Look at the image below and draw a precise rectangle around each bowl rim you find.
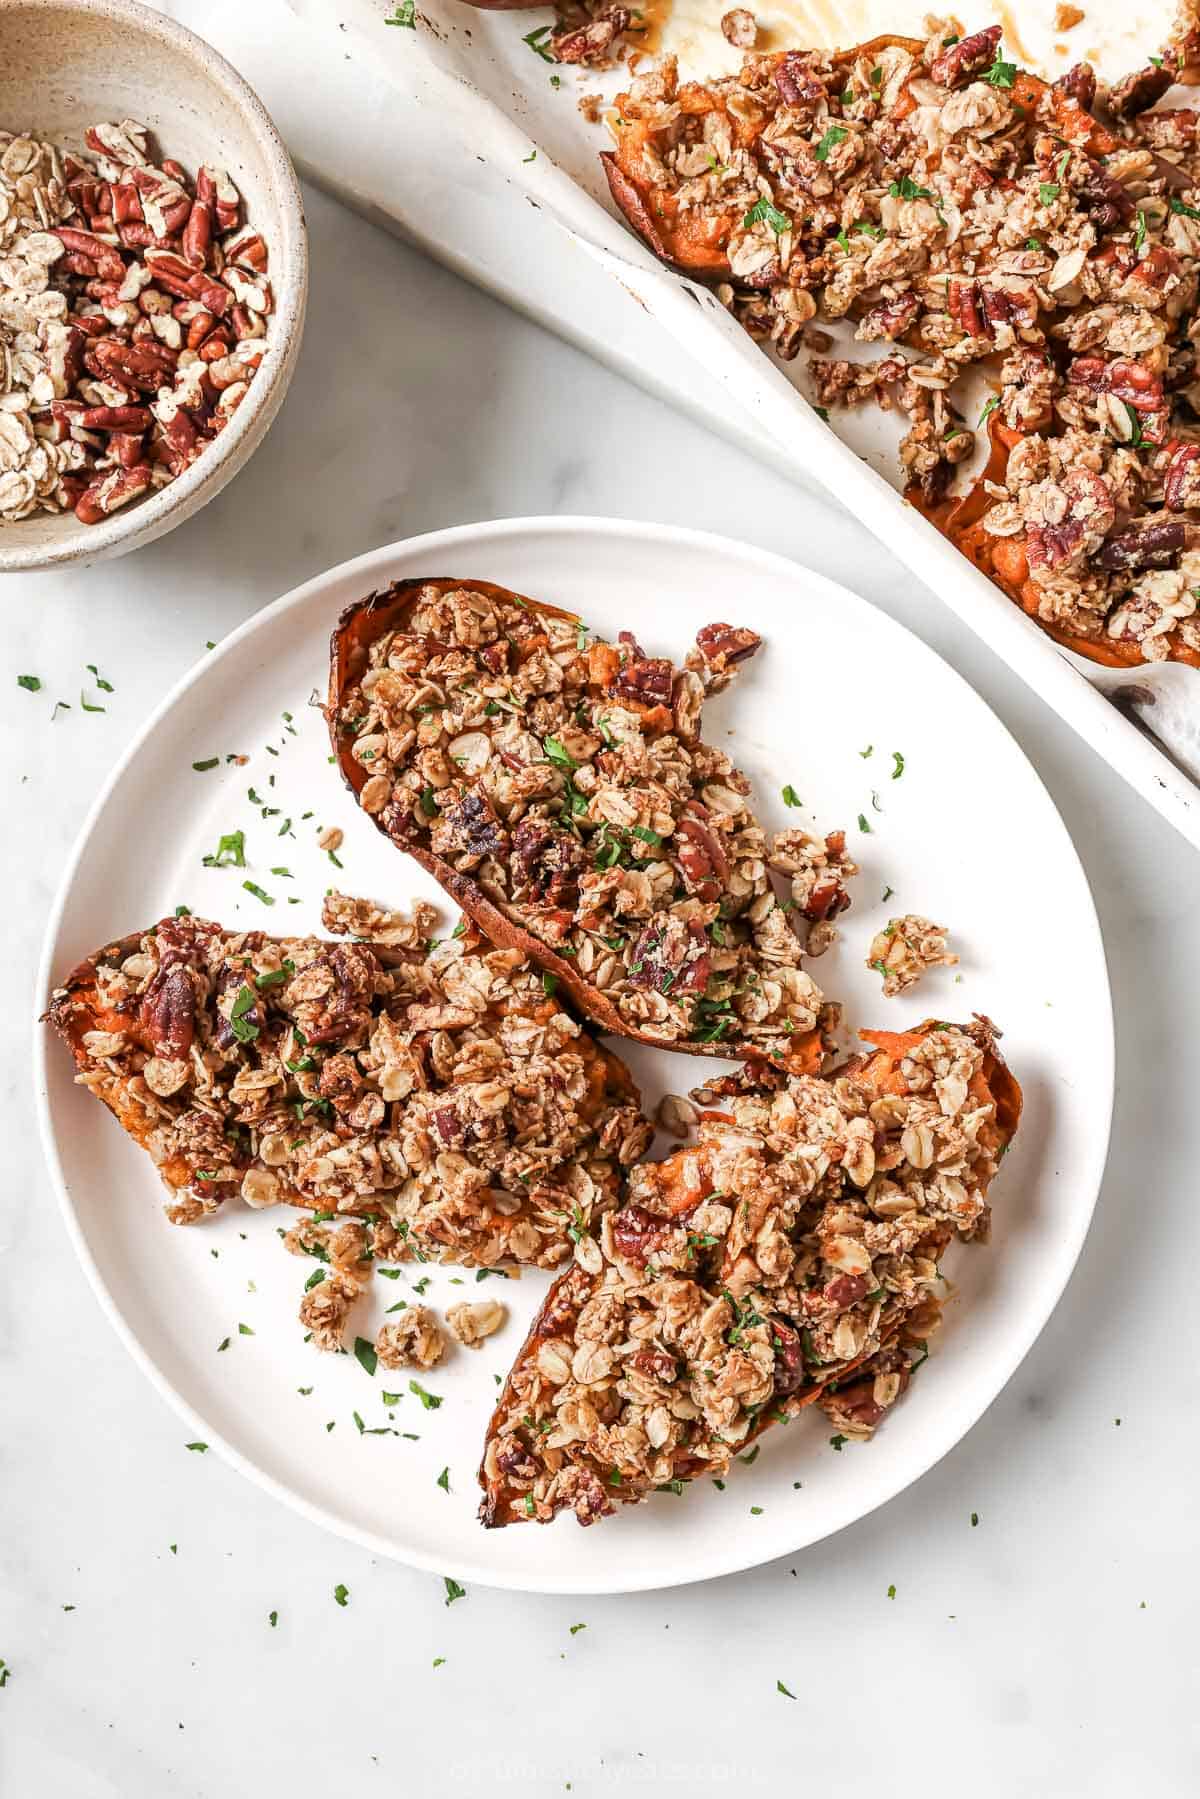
[0,0,309,573]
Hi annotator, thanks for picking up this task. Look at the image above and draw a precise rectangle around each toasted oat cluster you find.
[46,911,653,1267]
[337,580,855,1066]
[868,913,958,995]
[480,1019,1017,1526]
[604,12,1200,664]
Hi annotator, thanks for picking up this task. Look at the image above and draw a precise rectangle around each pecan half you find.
[1108,62,1173,118]
[550,5,630,64]
[139,963,196,1059]
[929,24,1002,88]
[694,622,762,673]
[512,816,586,904]
[628,917,711,997]
[1163,441,1200,510]
[1054,61,1097,110]
[773,51,827,107]
[1093,517,1186,571]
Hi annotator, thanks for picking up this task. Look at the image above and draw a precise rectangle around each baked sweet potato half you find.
[44,904,653,1268]
[330,578,854,1073]
[479,1016,1021,1526]
[601,27,1200,668]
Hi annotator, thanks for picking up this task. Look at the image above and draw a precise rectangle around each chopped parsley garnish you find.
[984,50,1017,87]
[192,757,219,772]
[443,1577,466,1605]
[522,22,554,59]
[887,1583,897,1599]
[569,1623,587,1636]
[80,690,106,714]
[829,1434,847,1451]
[542,734,577,772]
[859,743,873,758]
[436,1466,450,1492]
[238,1322,254,1337]
[971,1511,980,1527]
[354,1337,378,1377]
[185,1442,208,1453]
[304,1268,325,1292]
[242,880,274,905]
[229,984,260,1044]
[17,674,40,692]
[1038,183,1060,205]
[814,126,848,162]
[781,784,801,808]
[743,195,791,234]
[1134,210,1148,253]
[410,1380,443,1410]
[217,1337,230,1352]
[542,971,558,997]
[268,1610,278,1627]
[888,176,932,201]
[891,751,905,780]
[255,960,295,990]
[857,813,872,834]
[385,0,415,21]
[978,394,999,428]
[419,785,438,817]
[777,1679,797,1699]
[1170,196,1200,222]
[1026,237,1043,251]
[333,1584,350,1607]
[202,829,245,868]
[631,824,662,847]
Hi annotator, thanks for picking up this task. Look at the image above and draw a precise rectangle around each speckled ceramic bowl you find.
[0,0,307,572]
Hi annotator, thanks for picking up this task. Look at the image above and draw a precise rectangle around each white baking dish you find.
[292,0,1200,849]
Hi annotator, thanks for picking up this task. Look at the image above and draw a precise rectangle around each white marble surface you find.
[2,6,1199,1794]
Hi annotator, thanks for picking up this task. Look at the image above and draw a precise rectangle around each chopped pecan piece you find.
[929,24,1002,87]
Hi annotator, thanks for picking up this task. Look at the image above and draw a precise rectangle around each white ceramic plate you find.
[35,517,1114,1595]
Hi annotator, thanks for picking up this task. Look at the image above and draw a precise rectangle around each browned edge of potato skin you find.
[477,1016,1023,1526]
[329,577,825,1074]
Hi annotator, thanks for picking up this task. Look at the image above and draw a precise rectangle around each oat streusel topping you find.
[868,913,958,995]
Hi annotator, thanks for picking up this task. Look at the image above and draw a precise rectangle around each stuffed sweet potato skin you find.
[603,34,1200,670]
[330,578,842,1074]
[479,1016,1021,1527]
[44,911,653,1264]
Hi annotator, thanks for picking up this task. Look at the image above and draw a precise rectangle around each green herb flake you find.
[857,813,872,834]
[410,1380,443,1410]
[814,125,848,162]
[971,1511,979,1527]
[333,1583,350,1607]
[542,971,559,998]
[887,1583,897,1599]
[891,751,905,780]
[1170,196,1200,222]
[781,784,802,808]
[978,394,999,428]
[202,829,245,869]
[444,1576,466,1605]
[268,1610,278,1628]
[829,1434,847,1451]
[254,959,295,990]
[229,984,260,1044]
[888,176,932,201]
[17,674,41,692]
[354,1336,378,1378]
[217,1336,230,1352]
[80,690,106,714]
[569,1622,587,1635]
[436,1466,451,1493]
[238,1322,254,1337]
[185,1442,208,1453]
[385,0,415,21]
[242,880,274,905]
[743,195,792,234]
[192,757,219,772]
[522,22,554,59]
[1038,182,1060,205]
[984,50,1017,87]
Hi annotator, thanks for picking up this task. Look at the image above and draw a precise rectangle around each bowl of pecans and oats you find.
[0,0,307,572]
